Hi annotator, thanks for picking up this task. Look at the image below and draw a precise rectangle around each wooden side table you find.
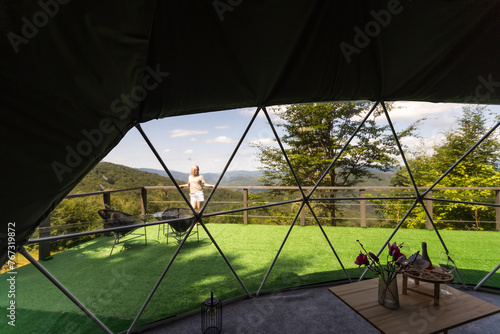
[329,276,500,334]
[402,267,454,306]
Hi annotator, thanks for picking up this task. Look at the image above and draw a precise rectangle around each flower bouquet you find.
[355,240,410,309]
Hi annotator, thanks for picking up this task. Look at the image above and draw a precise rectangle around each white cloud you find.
[385,102,467,138]
[163,148,171,153]
[238,106,283,121]
[238,107,259,116]
[215,125,231,129]
[170,129,208,138]
[249,137,275,145]
[206,136,234,144]
[390,102,463,122]
[184,149,193,154]
[399,135,444,152]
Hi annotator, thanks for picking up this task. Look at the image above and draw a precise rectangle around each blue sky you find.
[103,102,499,173]
[103,107,278,173]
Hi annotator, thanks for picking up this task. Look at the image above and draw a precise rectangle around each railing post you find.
[360,189,366,227]
[496,190,500,231]
[39,214,51,260]
[102,192,111,209]
[425,191,434,230]
[141,188,148,219]
[243,188,248,224]
[300,205,305,226]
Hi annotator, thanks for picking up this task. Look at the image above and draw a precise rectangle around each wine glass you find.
[439,252,456,274]
[439,252,456,295]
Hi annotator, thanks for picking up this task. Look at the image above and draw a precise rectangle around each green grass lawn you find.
[1,224,499,333]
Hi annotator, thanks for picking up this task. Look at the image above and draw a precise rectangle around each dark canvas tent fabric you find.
[1,0,500,265]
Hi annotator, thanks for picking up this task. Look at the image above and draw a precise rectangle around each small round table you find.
[402,266,454,306]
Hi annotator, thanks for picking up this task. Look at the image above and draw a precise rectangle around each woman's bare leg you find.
[192,200,201,213]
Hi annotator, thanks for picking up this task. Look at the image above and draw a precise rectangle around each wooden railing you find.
[36,186,500,260]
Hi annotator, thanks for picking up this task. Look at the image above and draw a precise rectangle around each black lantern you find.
[201,291,222,334]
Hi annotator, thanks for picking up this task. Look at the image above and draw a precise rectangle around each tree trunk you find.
[328,169,337,226]
[328,188,337,226]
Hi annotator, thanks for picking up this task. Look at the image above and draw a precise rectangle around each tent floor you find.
[137,283,500,334]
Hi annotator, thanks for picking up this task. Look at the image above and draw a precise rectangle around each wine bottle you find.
[421,242,434,269]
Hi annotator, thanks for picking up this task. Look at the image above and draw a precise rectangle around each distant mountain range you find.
[139,167,395,187]
[73,163,395,194]
[138,168,264,186]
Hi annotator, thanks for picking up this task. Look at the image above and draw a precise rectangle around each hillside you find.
[72,163,394,196]
[359,170,394,186]
[70,162,247,205]
[139,168,394,187]
[138,168,263,186]
[71,162,175,194]
[65,162,247,223]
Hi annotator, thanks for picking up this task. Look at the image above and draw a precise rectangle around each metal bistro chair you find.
[98,209,147,255]
[157,207,198,244]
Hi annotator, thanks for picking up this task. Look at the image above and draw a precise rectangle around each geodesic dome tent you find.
[1,0,500,332]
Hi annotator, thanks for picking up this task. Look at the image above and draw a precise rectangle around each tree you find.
[437,164,500,229]
[390,105,500,230]
[253,102,423,225]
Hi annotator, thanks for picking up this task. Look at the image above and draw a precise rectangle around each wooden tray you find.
[402,266,454,305]
[403,266,454,283]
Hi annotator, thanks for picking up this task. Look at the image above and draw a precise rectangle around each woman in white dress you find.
[180,165,214,212]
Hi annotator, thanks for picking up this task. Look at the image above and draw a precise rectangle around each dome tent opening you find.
[1,1,500,332]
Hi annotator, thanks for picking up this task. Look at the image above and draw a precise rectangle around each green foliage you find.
[388,105,500,230]
[49,198,104,251]
[72,162,175,193]
[253,102,423,225]
[437,164,500,229]
[48,163,179,251]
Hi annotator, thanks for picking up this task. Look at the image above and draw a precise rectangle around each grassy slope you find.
[1,225,499,333]
[71,162,175,194]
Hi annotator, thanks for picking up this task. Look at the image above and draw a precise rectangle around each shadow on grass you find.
[1,308,128,334]
[452,268,500,288]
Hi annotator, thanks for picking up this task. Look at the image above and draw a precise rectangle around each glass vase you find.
[378,274,399,309]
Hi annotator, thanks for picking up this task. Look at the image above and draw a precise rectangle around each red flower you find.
[387,242,398,255]
[388,242,401,260]
[355,252,369,267]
